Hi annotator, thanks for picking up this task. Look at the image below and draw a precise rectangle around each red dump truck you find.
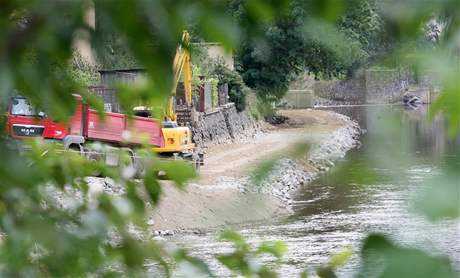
[5,95,164,169]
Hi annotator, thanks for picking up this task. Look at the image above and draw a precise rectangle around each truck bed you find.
[85,109,163,147]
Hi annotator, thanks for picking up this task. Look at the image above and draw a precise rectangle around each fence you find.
[95,70,231,114]
[88,86,120,113]
[194,81,229,113]
[99,69,146,88]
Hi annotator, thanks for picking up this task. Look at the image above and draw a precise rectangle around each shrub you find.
[204,58,247,112]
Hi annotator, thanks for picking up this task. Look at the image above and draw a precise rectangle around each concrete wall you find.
[364,69,411,103]
[279,90,315,109]
[204,44,234,70]
[314,78,366,105]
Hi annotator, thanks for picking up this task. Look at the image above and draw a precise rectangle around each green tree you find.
[337,0,388,75]
[205,59,248,112]
[234,0,308,101]
[232,0,386,101]
[93,7,138,69]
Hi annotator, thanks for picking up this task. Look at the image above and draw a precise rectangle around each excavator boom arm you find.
[166,31,192,121]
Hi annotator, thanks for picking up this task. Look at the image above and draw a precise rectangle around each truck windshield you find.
[10,98,38,116]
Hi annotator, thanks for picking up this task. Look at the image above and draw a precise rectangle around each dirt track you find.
[199,109,345,184]
[150,109,349,231]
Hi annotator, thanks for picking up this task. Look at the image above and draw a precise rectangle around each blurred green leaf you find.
[120,236,145,269]
[430,69,460,138]
[414,168,460,220]
[144,170,162,205]
[217,253,250,276]
[217,230,287,277]
[257,268,278,278]
[316,247,353,278]
[155,159,197,189]
[378,0,438,39]
[256,241,288,259]
[357,234,458,278]
[219,230,250,251]
[316,267,336,278]
[251,142,310,186]
[328,247,353,269]
[126,180,145,215]
[251,159,278,186]
[311,0,345,22]
[174,249,216,278]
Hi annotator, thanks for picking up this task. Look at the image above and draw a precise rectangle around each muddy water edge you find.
[167,105,460,277]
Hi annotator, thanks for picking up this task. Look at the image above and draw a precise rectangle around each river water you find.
[170,106,460,277]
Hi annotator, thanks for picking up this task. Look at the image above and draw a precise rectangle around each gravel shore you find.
[241,113,361,205]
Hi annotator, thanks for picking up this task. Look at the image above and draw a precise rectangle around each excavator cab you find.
[133,106,195,157]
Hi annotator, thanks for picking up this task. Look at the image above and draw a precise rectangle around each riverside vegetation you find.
[0,0,459,277]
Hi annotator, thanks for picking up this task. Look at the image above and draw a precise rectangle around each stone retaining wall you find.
[365,69,411,103]
[313,69,438,105]
[192,104,260,147]
[314,78,366,105]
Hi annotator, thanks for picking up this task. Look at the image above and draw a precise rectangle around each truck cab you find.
[5,96,69,140]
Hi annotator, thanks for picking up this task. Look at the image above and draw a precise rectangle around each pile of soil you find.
[265,115,289,125]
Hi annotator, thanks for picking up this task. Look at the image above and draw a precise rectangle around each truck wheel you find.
[192,152,203,173]
[86,150,102,177]
[119,148,136,179]
[194,159,201,173]
[68,143,84,155]
[133,149,149,178]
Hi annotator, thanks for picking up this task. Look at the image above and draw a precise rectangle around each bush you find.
[204,58,247,112]
[70,52,100,87]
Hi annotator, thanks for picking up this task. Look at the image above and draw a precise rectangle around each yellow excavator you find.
[134,31,199,163]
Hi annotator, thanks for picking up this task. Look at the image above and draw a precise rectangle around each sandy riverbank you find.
[148,109,360,232]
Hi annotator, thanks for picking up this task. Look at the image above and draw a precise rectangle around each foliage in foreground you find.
[0,0,459,277]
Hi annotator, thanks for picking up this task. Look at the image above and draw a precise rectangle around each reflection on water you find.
[170,106,460,277]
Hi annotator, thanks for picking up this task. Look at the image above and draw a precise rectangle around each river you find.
[169,105,460,277]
